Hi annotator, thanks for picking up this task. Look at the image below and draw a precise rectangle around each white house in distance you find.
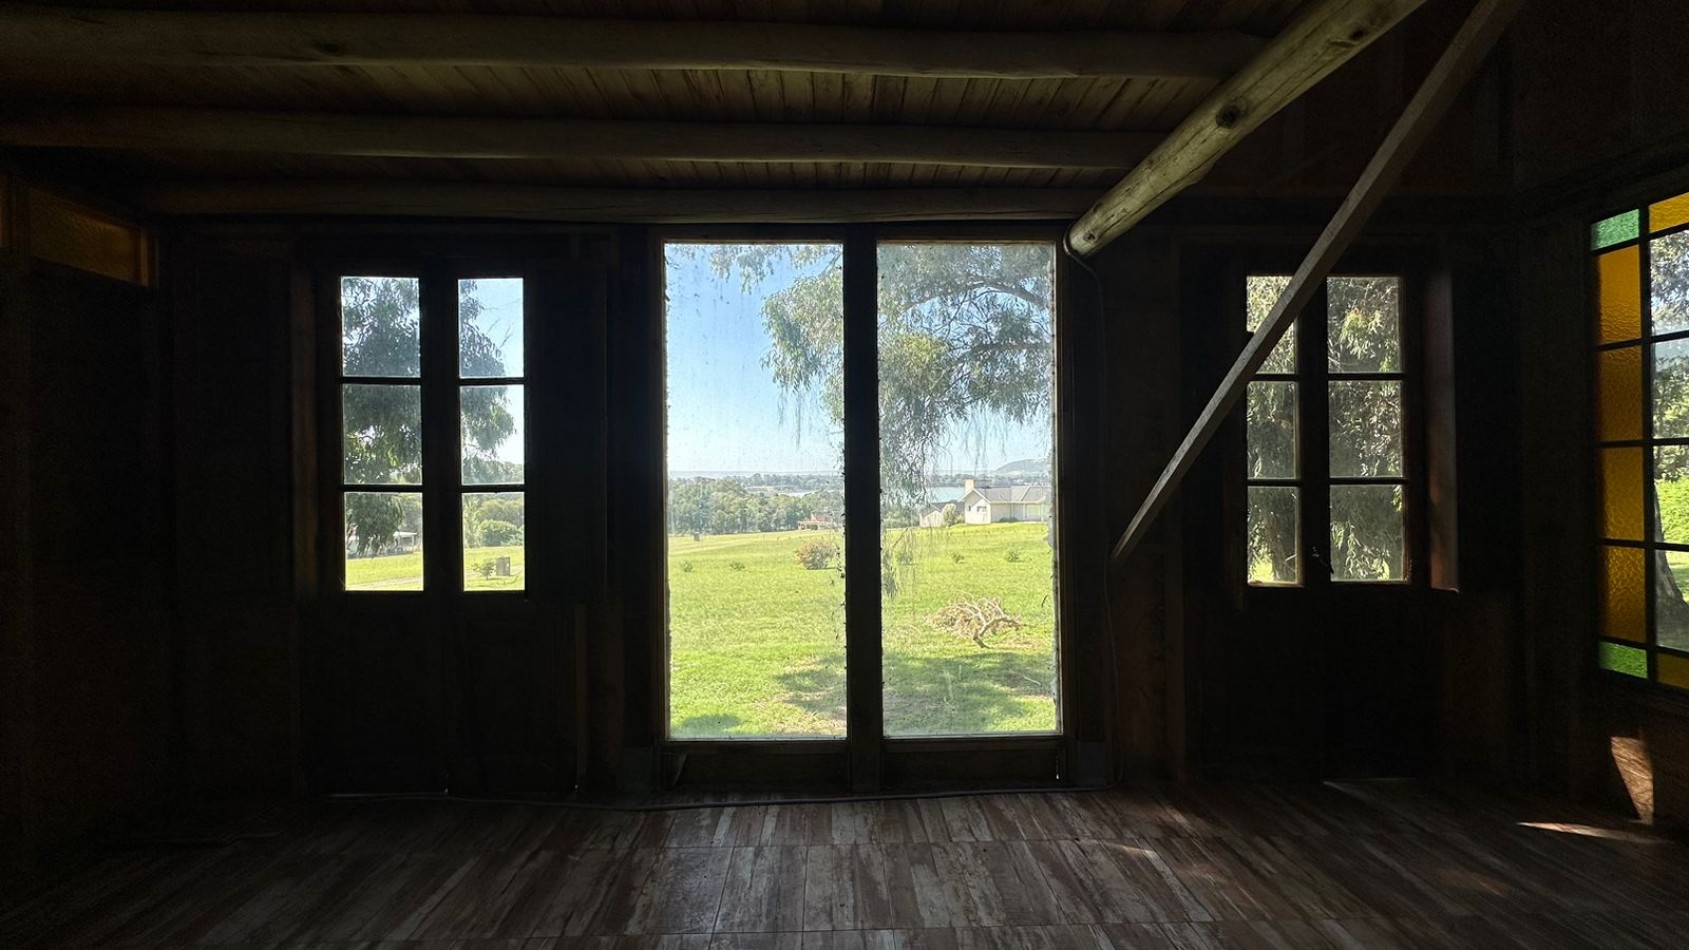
[958,478,1051,525]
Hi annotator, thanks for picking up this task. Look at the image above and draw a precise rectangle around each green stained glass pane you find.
[1591,210,1641,250]
[1598,641,1647,678]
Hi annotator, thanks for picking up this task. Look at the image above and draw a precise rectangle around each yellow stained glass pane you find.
[1597,346,1644,441]
[1658,653,1689,688]
[1602,447,1644,541]
[1600,546,1646,642]
[1597,246,1642,343]
[1652,193,1689,234]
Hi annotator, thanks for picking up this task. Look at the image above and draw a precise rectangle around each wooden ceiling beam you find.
[0,3,1264,79]
[1067,0,1427,257]
[0,107,1161,170]
[135,182,1097,224]
[1109,0,1523,567]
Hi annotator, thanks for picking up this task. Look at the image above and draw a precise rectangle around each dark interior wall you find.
[0,254,174,877]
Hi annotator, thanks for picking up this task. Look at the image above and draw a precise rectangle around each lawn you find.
[667,522,1058,739]
[345,544,525,591]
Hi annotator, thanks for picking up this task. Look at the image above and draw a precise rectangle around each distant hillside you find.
[994,457,1048,474]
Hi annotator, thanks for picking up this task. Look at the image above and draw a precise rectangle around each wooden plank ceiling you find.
[0,0,1317,204]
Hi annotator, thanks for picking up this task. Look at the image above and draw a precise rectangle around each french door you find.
[660,232,1066,787]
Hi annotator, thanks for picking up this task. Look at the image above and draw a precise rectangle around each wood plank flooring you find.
[4,781,1689,949]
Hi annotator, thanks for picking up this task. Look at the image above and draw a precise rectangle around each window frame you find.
[1239,256,1430,591]
[318,258,533,599]
[649,223,1075,787]
[1591,186,1689,691]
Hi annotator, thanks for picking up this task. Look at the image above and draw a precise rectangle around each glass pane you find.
[1247,486,1300,586]
[1651,193,1689,234]
[1654,339,1689,438]
[1246,275,1295,375]
[1327,277,1400,373]
[878,243,1058,737]
[1596,345,1644,442]
[1600,546,1646,643]
[341,276,420,377]
[462,384,525,485]
[1598,641,1647,678]
[664,243,846,739]
[1657,551,1689,653]
[460,277,524,377]
[342,384,422,484]
[1655,445,1689,544]
[464,492,524,591]
[1591,210,1640,250]
[1330,484,1404,582]
[1652,231,1689,335]
[344,491,423,591]
[1329,381,1403,477]
[1601,447,1644,541]
[1596,246,1642,343]
[1246,381,1297,478]
[1657,652,1689,690]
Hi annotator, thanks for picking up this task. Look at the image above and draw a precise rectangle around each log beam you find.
[135,182,1096,224]
[0,107,1160,170]
[1110,0,1522,566]
[1067,0,1427,257]
[0,3,1264,79]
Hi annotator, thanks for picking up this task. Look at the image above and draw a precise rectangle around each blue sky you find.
[663,245,1051,478]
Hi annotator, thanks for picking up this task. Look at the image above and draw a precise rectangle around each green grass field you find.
[345,544,525,591]
[668,522,1058,739]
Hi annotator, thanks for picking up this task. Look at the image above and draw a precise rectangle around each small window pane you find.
[1598,641,1647,678]
[1601,447,1645,541]
[1652,231,1689,335]
[1600,546,1646,643]
[1246,381,1297,478]
[1591,210,1641,250]
[460,277,524,378]
[1329,381,1403,477]
[464,492,525,591]
[462,384,525,485]
[1596,246,1642,343]
[1596,345,1644,442]
[345,491,423,591]
[341,277,420,377]
[1330,485,1405,582]
[1246,275,1296,375]
[1657,551,1689,653]
[343,384,422,485]
[1653,339,1689,438]
[1657,653,1689,690]
[1655,445,1689,544]
[1327,277,1400,373]
[1651,193,1689,234]
[1247,486,1299,585]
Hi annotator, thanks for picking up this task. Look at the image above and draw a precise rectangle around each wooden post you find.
[1067,0,1428,257]
[1110,0,1524,567]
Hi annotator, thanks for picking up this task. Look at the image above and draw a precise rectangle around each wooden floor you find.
[5,781,1689,949]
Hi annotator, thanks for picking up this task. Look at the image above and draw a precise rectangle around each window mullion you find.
[841,229,882,787]
[421,266,461,598]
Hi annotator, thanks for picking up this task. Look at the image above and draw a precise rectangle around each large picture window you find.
[1593,189,1689,688]
[662,239,1059,741]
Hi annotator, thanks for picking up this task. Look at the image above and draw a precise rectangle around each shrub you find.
[950,552,965,564]
[478,519,523,547]
[794,539,835,570]
[1004,548,1022,563]
[729,560,747,572]
[998,516,1020,523]
[472,559,496,578]
[941,503,961,527]
[679,560,694,574]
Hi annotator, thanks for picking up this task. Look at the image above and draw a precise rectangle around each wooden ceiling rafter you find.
[0,3,1266,79]
[0,107,1163,170]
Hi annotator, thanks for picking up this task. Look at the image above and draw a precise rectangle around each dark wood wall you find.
[0,254,174,877]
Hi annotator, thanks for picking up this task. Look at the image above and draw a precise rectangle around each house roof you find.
[966,485,1051,505]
